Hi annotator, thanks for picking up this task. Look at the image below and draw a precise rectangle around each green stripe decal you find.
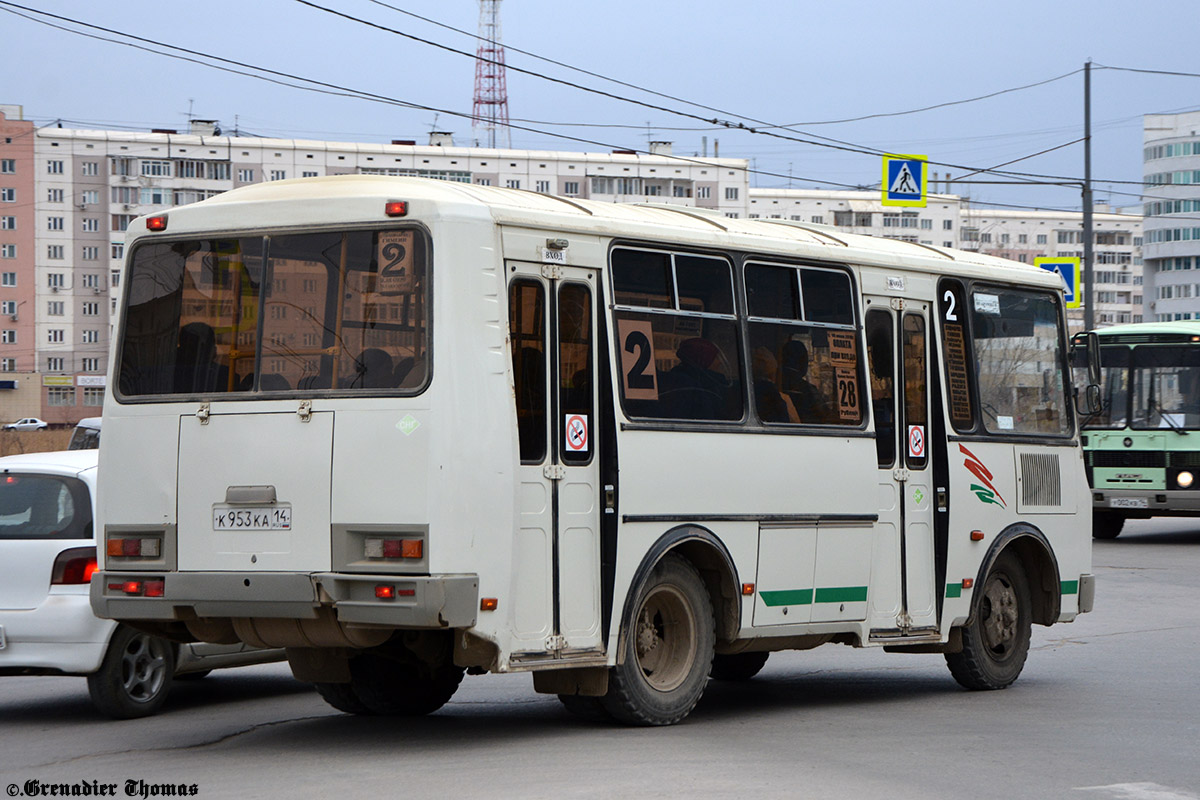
[1061,580,1079,595]
[813,586,868,604]
[759,589,813,607]
[946,583,963,599]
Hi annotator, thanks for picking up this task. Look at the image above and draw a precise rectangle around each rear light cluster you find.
[374,584,417,599]
[51,547,98,585]
[106,536,161,558]
[364,537,422,560]
[107,579,165,597]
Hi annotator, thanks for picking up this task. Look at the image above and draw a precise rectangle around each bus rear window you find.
[117,229,430,398]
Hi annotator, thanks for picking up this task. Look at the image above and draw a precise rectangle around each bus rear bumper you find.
[90,571,479,630]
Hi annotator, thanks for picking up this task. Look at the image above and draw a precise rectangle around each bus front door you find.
[866,301,939,639]
[507,263,604,661]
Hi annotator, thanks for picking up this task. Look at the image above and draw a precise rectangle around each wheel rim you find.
[120,633,169,703]
[633,583,696,692]
[980,571,1019,662]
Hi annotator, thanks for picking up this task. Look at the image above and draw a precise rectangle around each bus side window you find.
[509,279,547,463]
[866,310,895,467]
[938,279,975,432]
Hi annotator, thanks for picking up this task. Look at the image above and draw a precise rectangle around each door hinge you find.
[541,263,563,280]
[545,634,566,652]
[196,403,210,425]
[896,612,914,632]
[893,467,910,482]
[890,297,905,311]
[297,400,312,422]
[543,464,566,480]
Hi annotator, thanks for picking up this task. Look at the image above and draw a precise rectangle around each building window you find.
[81,161,99,177]
[0,159,14,173]
[0,358,14,372]
[82,274,101,289]
[111,242,124,260]
[81,190,99,206]
[47,245,64,260]
[237,168,254,182]
[46,357,63,372]
[82,302,100,316]
[725,187,739,200]
[82,246,100,261]
[811,215,824,224]
[48,301,64,316]
[563,181,579,195]
[0,330,15,344]
[47,188,63,203]
[302,171,318,178]
[920,218,933,230]
[1037,234,1047,244]
[83,387,104,406]
[47,387,75,406]
[1,244,16,258]
[141,160,171,177]
[112,215,134,232]
[208,162,231,181]
[943,219,953,230]
[269,170,287,181]
[48,329,64,343]
[111,270,121,287]
[1018,234,1028,244]
[1,272,15,286]
[697,187,711,199]
[535,180,550,193]
[48,273,64,289]
[81,218,99,233]
[47,216,64,231]
[47,160,64,174]
[0,300,13,315]
[0,216,14,230]
[1,188,15,203]
[475,178,491,186]
[82,357,101,372]
[506,179,521,189]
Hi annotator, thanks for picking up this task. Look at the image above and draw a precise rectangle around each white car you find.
[0,450,283,718]
[3,418,48,431]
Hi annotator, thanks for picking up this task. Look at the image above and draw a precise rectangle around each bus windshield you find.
[1131,345,1200,430]
[1079,346,1131,429]
[116,228,429,398]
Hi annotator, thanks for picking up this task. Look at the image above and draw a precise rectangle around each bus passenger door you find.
[508,263,604,659]
[866,301,938,638]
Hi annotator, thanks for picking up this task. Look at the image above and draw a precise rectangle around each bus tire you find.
[1092,512,1124,540]
[348,651,465,716]
[603,554,714,726]
[710,651,769,681]
[557,694,613,722]
[945,552,1031,691]
[87,625,176,719]
[314,681,374,715]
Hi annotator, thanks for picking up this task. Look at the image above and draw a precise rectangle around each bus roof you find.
[131,175,1061,289]
[1092,320,1200,338]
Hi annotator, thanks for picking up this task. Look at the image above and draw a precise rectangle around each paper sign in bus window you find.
[618,318,659,401]
[565,414,589,452]
[377,230,415,295]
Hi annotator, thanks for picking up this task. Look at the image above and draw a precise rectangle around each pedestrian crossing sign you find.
[1035,256,1082,309]
[882,154,927,207]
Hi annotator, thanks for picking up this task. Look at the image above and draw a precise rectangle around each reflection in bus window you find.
[118,229,429,397]
[1075,346,1130,429]
[559,283,593,464]
[970,287,1069,436]
[745,263,861,426]
[509,279,547,463]
[903,314,928,470]
[612,248,743,422]
[866,310,895,467]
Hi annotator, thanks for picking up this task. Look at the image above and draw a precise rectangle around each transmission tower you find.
[472,0,511,149]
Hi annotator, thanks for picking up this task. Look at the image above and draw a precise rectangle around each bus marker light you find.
[481,598,498,611]
[962,579,974,590]
[375,585,395,599]
[742,583,755,596]
[1178,471,1194,489]
[145,580,165,598]
[384,201,408,217]
[122,581,143,595]
[145,215,168,232]
[401,539,422,559]
[970,530,985,541]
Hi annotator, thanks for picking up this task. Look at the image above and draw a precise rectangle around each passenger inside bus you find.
[660,337,732,420]
[354,348,396,388]
[174,322,229,394]
[752,347,799,423]
[781,340,831,423]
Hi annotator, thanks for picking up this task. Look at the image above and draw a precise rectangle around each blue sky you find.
[2,0,1197,211]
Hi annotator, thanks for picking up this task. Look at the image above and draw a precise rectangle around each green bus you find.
[1082,321,1200,538]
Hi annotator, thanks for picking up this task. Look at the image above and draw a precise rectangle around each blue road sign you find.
[882,154,927,207]
[1035,257,1081,309]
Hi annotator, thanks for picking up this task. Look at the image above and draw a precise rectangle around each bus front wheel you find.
[1093,512,1125,540]
[945,552,1031,691]
[603,554,714,726]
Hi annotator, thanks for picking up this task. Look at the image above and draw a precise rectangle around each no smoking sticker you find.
[908,425,925,459]
[565,414,589,452]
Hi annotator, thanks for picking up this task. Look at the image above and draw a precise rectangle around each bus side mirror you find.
[1070,331,1101,415]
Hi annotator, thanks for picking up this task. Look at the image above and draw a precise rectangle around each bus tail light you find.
[364,537,423,560]
[106,536,161,558]
[51,547,98,585]
[384,201,408,217]
[145,214,168,231]
[105,578,165,596]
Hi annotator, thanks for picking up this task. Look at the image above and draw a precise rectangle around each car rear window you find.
[0,474,92,540]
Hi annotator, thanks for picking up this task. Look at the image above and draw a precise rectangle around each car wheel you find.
[87,626,176,719]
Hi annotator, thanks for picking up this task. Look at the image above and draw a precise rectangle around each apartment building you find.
[0,113,750,423]
[1143,110,1200,321]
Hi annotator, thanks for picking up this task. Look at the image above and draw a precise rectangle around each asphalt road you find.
[2,517,1198,800]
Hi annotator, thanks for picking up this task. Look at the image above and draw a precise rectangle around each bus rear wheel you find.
[1093,512,1125,540]
[345,650,464,716]
[945,552,1031,691]
[602,554,714,726]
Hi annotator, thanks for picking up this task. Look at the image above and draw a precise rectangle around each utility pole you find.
[1082,60,1095,331]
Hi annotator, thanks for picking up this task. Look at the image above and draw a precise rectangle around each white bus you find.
[92,176,1096,725]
